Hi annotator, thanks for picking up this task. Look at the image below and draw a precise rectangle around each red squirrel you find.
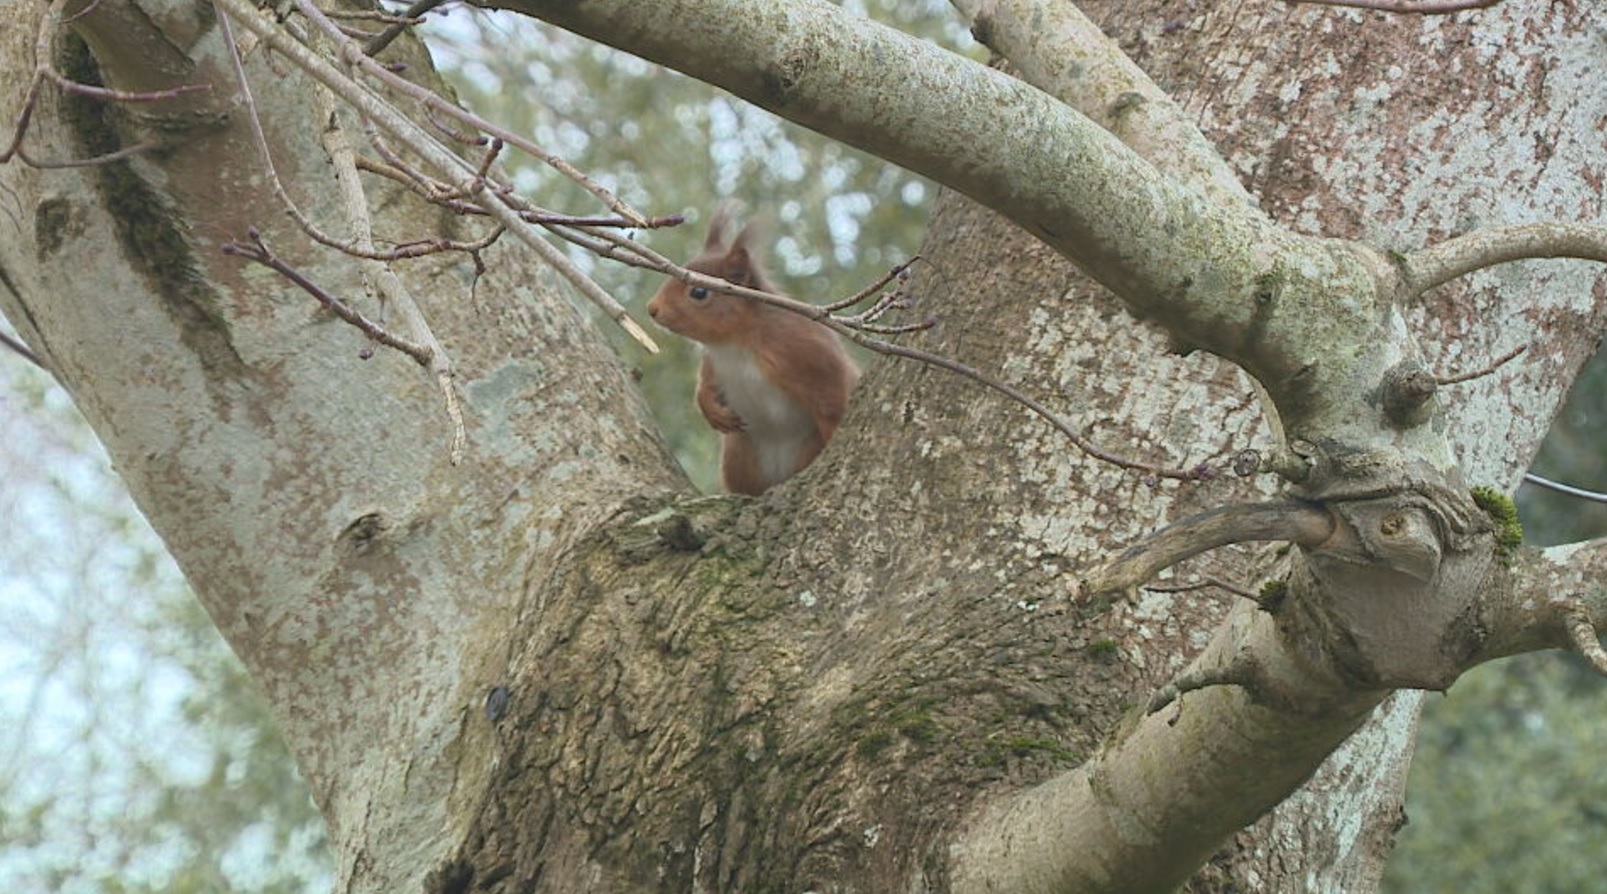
[647,208,859,496]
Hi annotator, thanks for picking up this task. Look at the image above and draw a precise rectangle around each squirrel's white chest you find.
[704,345,817,481]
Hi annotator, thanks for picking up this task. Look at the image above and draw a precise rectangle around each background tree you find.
[1,1,1605,892]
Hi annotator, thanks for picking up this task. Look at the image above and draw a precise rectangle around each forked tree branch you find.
[221,229,436,364]
[1466,541,1607,670]
[951,600,1388,894]
[949,0,1255,211]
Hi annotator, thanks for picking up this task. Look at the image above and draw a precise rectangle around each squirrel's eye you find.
[689,286,709,300]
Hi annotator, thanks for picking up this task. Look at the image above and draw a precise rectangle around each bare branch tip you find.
[1435,343,1528,386]
[621,315,660,354]
[1563,605,1607,676]
[1,329,49,371]
[1146,654,1264,716]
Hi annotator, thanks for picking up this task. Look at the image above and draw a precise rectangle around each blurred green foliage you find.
[1382,652,1607,894]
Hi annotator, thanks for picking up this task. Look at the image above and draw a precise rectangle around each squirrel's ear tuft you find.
[704,199,745,252]
[699,200,775,292]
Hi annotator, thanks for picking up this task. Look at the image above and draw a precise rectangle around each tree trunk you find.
[2,1,1605,892]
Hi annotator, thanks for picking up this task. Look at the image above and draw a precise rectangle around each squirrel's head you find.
[647,206,777,346]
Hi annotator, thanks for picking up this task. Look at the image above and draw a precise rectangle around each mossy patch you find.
[979,735,1079,768]
[1258,579,1289,609]
[1087,638,1120,659]
[1470,485,1522,563]
[58,32,241,375]
[843,694,942,760]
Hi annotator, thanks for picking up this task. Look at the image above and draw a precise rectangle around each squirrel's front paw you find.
[703,404,746,433]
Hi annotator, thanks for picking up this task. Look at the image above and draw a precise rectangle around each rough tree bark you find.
[1,1,1604,893]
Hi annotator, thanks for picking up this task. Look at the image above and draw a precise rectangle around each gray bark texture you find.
[1,1,1604,893]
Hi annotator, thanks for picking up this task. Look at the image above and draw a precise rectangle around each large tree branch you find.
[485,0,1391,412]
[951,600,1388,894]
[948,0,1256,211]
[1397,222,1607,297]
[1082,500,1335,595]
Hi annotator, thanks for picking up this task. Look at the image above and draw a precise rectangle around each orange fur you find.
[647,207,859,495]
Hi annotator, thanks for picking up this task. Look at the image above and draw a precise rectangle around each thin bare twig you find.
[563,219,1221,478]
[3,0,71,164]
[1,75,43,163]
[1435,343,1527,386]
[424,103,491,147]
[310,72,467,463]
[363,121,500,213]
[1284,0,1499,12]
[60,0,109,25]
[552,219,1212,477]
[215,0,659,351]
[854,336,1210,478]
[364,0,450,57]
[1142,576,1263,602]
[219,9,497,264]
[39,70,211,105]
[0,329,48,371]
[221,229,435,365]
[843,318,935,336]
[5,0,209,165]
[522,211,685,229]
[326,7,427,25]
[294,0,645,225]
[821,255,921,313]
[18,139,161,169]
